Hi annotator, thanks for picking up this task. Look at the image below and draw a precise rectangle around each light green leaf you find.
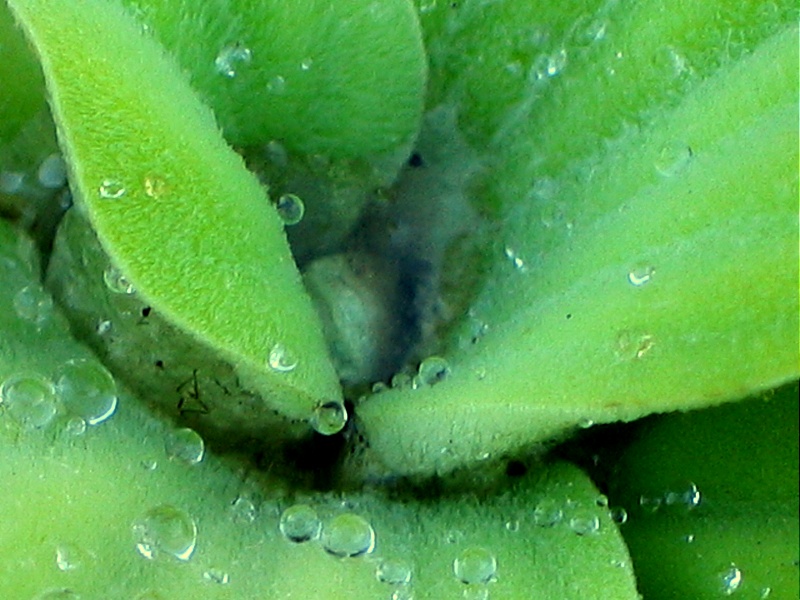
[7,0,344,433]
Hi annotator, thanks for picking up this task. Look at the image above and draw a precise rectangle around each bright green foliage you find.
[1,220,639,599]
[609,383,799,599]
[357,0,799,475]
[7,0,344,428]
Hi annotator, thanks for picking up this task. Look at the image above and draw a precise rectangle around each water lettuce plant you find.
[1,0,797,598]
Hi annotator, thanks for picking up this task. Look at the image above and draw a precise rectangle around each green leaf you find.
[7,0,344,432]
[357,1,799,475]
[608,383,799,599]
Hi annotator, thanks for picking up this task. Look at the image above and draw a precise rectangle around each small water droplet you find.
[230,496,257,524]
[264,140,288,167]
[628,265,655,286]
[533,498,563,527]
[37,154,67,189]
[64,416,87,436]
[300,57,314,71]
[103,266,136,295]
[417,356,450,386]
[503,246,527,271]
[584,19,608,42]
[719,564,743,595]
[545,49,568,76]
[13,284,54,326]
[462,584,490,600]
[0,373,58,429]
[276,193,305,225]
[595,494,609,507]
[639,495,662,513]
[684,533,696,543]
[376,558,412,585]
[453,547,497,584]
[98,179,126,199]
[615,330,655,360]
[143,175,167,199]
[504,519,520,532]
[215,43,252,77]
[311,401,348,435]
[266,75,286,94]
[322,513,376,557]
[268,343,298,372]
[609,507,628,524]
[569,512,601,536]
[55,359,118,425]
[96,319,112,335]
[202,568,230,585]
[655,141,693,177]
[578,417,595,429]
[132,505,197,561]
[759,586,772,599]
[391,372,413,389]
[279,504,322,543]
[55,544,84,572]
[165,427,205,465]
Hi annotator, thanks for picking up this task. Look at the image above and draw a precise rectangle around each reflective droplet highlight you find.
[311,401,347,435]
[132,505,197,561]
[628,265,655,287]
[279,504,321,543]
[615,330,654,360]
[98,179,126,199]
[165,427,205,465]
[453,547,497,584]
[55,359,118,425]
[215,43,252,77]
[503,246,527,271]
[0,373,58,429]
[276,193,305,225]
[55,544,84,572]
[322,513,376,557]
[268,343,298,372]
[719,564,743,595]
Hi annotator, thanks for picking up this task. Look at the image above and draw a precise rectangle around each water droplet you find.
[503,246,527,271]
[569,512,601,536]
[322,513,376,557]
[578,417,595,429]
[610,507,628,524]
[628,265,655,286]
[55,544,85,572]
[132,505,197,561]
[300,57,314,71]
[98,179,126,199]
[615,330,655,360]
[453,547,497,584]
[417,356,450,386]
[376,558,412,585]
[268,343,298,372]
[37,154,67,189]
[279,504,322,543]
[215,43,252,77]
[103,266,136,294]
[719,564,743,595]
[504,519,520,532]
[230,496,257,524]
[202,568,230,585]
[165,427,205,465]
[533,498,563,527]
[545,49,568,76]
[684,533,696,543]
[64,416,87,436]
[311,401,348,435]
[595,494,609,507]
[276,193,305,225]
[264,140,288,167]
[55,359,118,425]
[584,19,608,42]
[654,141,693,177]
[0,374,58,429]
[13,284,54,326]
[143,175,167,199]
[759,586,772,598]
[96,319,112,335]
[639,495,662,513]
[0,170,25,194]
[462,584,490,600]
[266,75,286,94]
[391,372,413,389]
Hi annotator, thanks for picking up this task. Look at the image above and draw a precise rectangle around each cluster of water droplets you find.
[214,42,252,78]
[637,481,702,515]
[278,503,377,559]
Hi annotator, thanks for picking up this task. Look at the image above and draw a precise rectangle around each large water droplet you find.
[719,564,743,595]
[279,504,321,543]
[165,427,205,465]
[98,179,126,199]
[627,265,655,287]
[376,558,413,585]
[417,356,450,386]
[132,505,197,561]
[453,547,497,584]
[215,43,252,78]
[13,284,54,326]
[37,154,67,189]
[311,401,348,435]
[276,193,305,225]
[322,513,376,557]
[533,498,563,527]
[0,373,58,429]
[103,266,136,295]
[268,343,298,372]
[55,359,118,425]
